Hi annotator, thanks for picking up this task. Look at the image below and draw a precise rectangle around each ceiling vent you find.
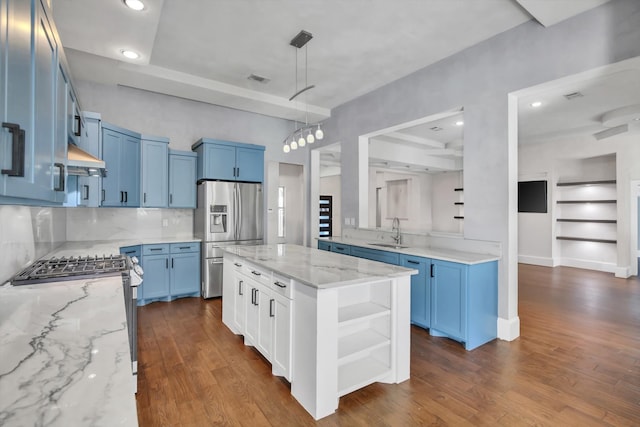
[430,126,443,132]
[563,91,584,100]
[247,74,270,84]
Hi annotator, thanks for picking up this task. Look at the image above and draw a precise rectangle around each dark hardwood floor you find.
[136,264,640,426]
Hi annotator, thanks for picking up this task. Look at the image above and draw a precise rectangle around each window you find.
[387,179,408,219]
[278,186,285,238]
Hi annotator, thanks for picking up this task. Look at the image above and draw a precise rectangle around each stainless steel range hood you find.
[67,144,106,177]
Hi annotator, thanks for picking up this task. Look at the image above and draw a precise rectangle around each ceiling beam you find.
[369,140,459,171]
[380,132,445,149]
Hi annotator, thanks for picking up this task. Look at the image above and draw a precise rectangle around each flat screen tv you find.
[518,180,547,213]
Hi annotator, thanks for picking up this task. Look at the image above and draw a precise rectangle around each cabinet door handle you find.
[251,288,256,304]
[1,122,25,177]
[254,289,259,306]
[143,192,146,204]
[150,248,162,251]
[171,258,174,268]
[165,259,168,269]
[430,264,435,278]
[101,189,105,203]
[82,184,89,200]
[406,260,419,265]
[120,191,124,203]
[236,167,239,177]
[238,280,243,295]
[169,194,173,205]
[274,281,286,288]
[251,270,261,276]
[269,299,275,317]
[53,163,65,191]
[124,250,136,255]
[179,246,191,249]
[234,263,242,267]
[124,191,128,203]
[74,115,81,137]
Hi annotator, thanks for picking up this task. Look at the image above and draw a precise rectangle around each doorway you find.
[267,162,304,245]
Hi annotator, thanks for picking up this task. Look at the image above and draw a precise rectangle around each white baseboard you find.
[557,258,617,274]
[497,316,520,341]
[518,255,554,267]
[615,266,631,278]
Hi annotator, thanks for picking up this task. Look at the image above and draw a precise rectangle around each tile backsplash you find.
[0,206,194,285]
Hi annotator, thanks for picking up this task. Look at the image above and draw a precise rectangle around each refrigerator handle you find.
[237,184,242,238]
[234,183,239,240]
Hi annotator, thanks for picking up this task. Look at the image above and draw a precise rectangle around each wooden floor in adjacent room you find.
[136,264,640,426]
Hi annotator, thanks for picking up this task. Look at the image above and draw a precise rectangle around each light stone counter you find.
[222,243,416,289]
[319,237,500,265]
[0,276,138,426]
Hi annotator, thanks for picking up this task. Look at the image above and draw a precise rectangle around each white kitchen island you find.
[221,244,416,420]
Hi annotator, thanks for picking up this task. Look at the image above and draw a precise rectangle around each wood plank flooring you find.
[136,264,640,426]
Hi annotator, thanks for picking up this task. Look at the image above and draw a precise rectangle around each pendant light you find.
[282,30,325,153]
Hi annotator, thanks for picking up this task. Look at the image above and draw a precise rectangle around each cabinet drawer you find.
[242,263,271,286]
[271,272,292,299]
[142,244,170,255]
[170,242,199,253]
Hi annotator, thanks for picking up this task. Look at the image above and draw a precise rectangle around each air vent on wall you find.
[430,126,443,131]
[563,91,584,100]
[247,74,270,84]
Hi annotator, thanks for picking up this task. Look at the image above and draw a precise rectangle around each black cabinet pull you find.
[251,270,261,276]
[270,299,275,317]
[82,184,89,200]
[236,167,239,177]
[274,281,286,288]
[407,260,419,265]
[169,194,173,205]
[53,163,65,191]
[430,264,435,277]
[234,263,242,267]
[120,191,124,203]
[143,192,146,203]
[179,246,190,249]
[165,259,168,269]
[124,250,136,255]
[254,289,259,306]
[150,248,162,251]
[251,288,256,305]
[1,122,25,177]
[124,191,128,203]
[238,280,243,295]
[74,115,81,137]
[101,189,105,203]
[171,258,174,268]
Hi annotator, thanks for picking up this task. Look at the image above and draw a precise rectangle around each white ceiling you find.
[51,0,619,174]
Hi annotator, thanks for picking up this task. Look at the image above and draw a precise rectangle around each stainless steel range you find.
[11,255,130,286]
[11,254,143,391]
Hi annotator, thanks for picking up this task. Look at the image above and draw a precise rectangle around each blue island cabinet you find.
[192,138,265,183]
[317,240,332,251]
[137,242,200,306]
[430,259,497,350]
[399,254,431,329]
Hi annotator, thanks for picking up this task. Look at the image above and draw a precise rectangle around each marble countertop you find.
[223,244,417,289]
[0,276,138,426]
[44,238,201,259]
[320,237,500,265]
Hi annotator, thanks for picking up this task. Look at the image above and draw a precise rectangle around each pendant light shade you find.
[282,30,326,153]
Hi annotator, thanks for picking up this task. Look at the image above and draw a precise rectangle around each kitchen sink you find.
[369,243,408,249]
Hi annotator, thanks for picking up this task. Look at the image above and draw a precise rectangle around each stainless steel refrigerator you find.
[194,180,263,298]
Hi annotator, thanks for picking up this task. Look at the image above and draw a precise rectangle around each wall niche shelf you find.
[556,180,616,187]
[556,236,617,244]
[557,200,616,204]
[556,219,616,223]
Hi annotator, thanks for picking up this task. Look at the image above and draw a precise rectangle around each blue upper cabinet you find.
[75,112,101,207]
[101,123,140,207]
[141,134,169,208]
[0,0,64,204]
[169,149,197,208]
[192,138,265,183]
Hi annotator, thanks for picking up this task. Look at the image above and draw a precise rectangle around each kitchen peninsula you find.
[221,244,417,420]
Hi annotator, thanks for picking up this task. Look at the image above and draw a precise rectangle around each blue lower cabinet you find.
[400,254,431,329]
[317,240,332,251]
[330,243,351,255]
[430,259,497,350]
[135,242,201,306]
[120,245,141,260]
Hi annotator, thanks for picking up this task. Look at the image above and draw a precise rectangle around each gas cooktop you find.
[11,255,130,286]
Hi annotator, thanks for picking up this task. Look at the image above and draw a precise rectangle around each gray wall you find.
[313,0,640,333]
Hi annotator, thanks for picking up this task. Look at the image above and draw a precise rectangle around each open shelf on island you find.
[338,357,391,397]
[556,236,617,244]
[338,329,390,365]
[556,180,616,187]
[338,302,390,325]
[557,219,616,223]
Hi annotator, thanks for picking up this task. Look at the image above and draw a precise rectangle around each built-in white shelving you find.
[338,302,389,325]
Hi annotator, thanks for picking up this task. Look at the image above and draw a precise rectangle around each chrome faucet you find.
[391,217,401,244]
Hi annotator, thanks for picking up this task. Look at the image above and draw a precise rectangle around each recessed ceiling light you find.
[124,0,145,11]
[121,50,140,59]
[455,120,464,126]
[530,101,542,108]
